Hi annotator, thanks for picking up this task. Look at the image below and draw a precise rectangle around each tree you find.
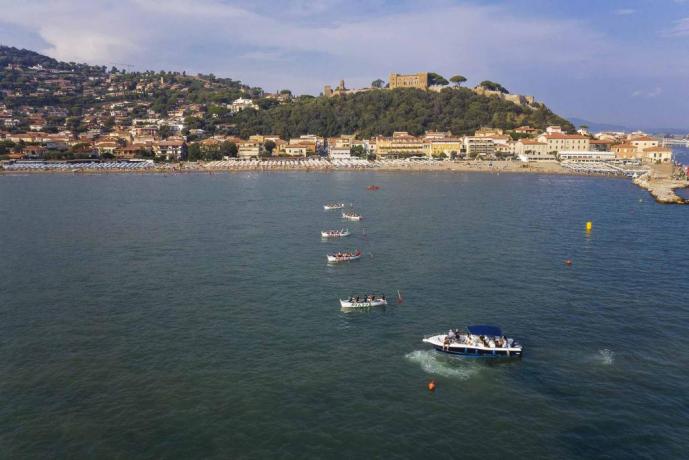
[428,72,449,86]
[450,75,467,87]
[219,141,238,158]
[187,143,202,161]
[371,79,385,89]
[263,140,276,156]
[350,145,366,157]
[479,80,509,94]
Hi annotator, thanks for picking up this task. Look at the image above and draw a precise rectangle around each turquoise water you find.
[1,172,688,458]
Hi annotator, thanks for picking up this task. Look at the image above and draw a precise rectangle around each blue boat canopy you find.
[468,325,502,337]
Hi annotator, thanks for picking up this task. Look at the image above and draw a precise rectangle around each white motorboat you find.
[342,211,362,221]
[321,229,350,238]
[324,202,345,210]
[340,296,387,308]
[422,325,523,358]
[326,250,362,263]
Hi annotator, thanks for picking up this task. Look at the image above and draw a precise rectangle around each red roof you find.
[543,133,589,140]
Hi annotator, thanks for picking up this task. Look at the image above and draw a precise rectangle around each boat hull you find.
[340,299,387,308]
[327,254,361,263]
[321,231,350,238]
[430,345,522,358]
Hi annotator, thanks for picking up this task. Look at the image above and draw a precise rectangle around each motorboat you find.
[340,296,387,308]
[342,211,362,221]
[326,250,362,263]
[321,229,350,238]
[422,325,523,358]
[367,185,380,191]
[324,202,345,210]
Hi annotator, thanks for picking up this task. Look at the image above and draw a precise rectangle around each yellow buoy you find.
[586,221,592,232]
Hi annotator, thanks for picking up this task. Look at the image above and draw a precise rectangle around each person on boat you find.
[355,296,360,302]
[448,329,456,342]
[381,294,386,301]
[349,296,353,302]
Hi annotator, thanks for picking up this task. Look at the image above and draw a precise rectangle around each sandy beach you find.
[0,159,588,176]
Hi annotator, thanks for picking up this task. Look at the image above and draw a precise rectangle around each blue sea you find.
[1,172,688,458]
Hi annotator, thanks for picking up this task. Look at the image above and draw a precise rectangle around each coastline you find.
[6,159,688,204]
[0,159,612,177]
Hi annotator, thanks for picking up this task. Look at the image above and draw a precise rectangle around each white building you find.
[237,141,261,159]
[229,98,259,113]
[557,151,615,162]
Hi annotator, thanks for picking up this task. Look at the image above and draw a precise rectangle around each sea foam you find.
[405,350,479,380]
[596,349,615,366]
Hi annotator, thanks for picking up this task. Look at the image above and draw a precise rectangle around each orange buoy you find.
[564,259,573,266]
[427,380,436,392]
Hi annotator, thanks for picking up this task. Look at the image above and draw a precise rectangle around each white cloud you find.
[1,0,689,126]
[632,87,663,98]
[613,8,636,15]
[664,17,689,36]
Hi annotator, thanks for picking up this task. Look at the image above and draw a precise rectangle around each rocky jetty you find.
[634,171,688,205]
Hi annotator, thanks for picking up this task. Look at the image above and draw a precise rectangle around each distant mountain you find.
[569,116,687,136]
[568,117,629,133]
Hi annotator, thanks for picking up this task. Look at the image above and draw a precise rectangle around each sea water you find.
[1,172,688,458]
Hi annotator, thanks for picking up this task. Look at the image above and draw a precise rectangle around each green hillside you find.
[232,88,574,138]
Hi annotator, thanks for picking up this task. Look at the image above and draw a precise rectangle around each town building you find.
[630,136,659,153]
[514,126,538,135]
[388,73,429,90]
[642,146,672,163]
[229,98,258,113]
[237,141,261,159]
[537,133,590,153]
[327,135,355,159]
[375,131,427,158]
[282,144,311,157]
[463,136,496,158]
[153,139,185,160]
[611,143,637,160]
[427,138,463,158]
[514,139,553,161]
[590,139,614,152]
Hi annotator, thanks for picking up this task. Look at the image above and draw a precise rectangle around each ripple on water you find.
[404,350,481,380]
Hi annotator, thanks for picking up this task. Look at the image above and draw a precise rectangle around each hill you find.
[234,88,573,139]
[0,45,573,138]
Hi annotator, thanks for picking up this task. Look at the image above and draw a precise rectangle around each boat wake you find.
[595,349,615,366]
[405,350,480,380]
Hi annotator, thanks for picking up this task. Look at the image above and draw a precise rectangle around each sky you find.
[0,0,688,129]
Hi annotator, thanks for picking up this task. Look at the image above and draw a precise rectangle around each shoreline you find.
[0,160,622,177]
[4,159,688,203]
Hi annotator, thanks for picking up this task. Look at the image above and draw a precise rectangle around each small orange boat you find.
[367,185,380,191]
